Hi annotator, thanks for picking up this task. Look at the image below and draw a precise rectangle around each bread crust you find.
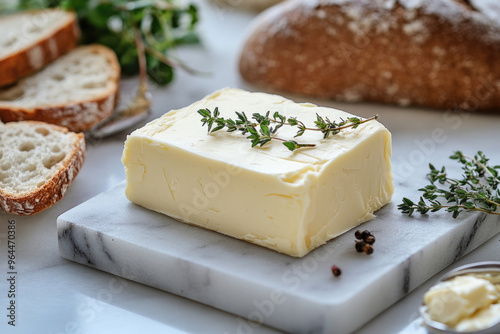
[0,45,121,132]
[0,9,80,87]
[239,0,500,111]
[0,121,85,216]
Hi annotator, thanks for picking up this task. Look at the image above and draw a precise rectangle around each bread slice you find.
[239,0,500,111]
[0,9,79,87]
[0,45,120,132]
[0,121,85,216]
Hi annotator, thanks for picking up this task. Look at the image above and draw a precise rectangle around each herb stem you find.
[272,137,316,147]
[485,198,500,207]
[309,114,379,132]
[144,46,209,76]
[399,151,500,219]
[198,108,377,151]
[267,115,378,132]
[439,205,499,215]
[134,26,147,87]
[463,154,500,183]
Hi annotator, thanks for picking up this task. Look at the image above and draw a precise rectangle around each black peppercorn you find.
[355,241,366,253]
[331,265,341,277]
[361,230,372,240]
[364,235,376,245]
[363,244,374,255]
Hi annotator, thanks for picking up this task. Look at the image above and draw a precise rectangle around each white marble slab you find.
[57,166,500,334]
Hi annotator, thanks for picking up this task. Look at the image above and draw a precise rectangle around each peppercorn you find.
[361,230,372,240]
[355,240,366,253]
[364,235,376,245]
[363,244,374,255]
[331,265,342,277]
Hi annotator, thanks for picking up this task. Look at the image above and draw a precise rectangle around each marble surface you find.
[1,1,500,333]
[57,170,500,334]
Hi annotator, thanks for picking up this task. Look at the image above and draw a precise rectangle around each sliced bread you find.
[0,45,120,132]
[0,9,79,87]
[0,121,85,216]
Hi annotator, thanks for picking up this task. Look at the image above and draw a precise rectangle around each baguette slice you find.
[0,121,85,216]
[0,45,120,132]
[0,9,80,87]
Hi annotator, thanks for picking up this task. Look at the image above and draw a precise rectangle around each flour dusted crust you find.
[0,121,85,216]
[239,0,500,110]
[0,45,120,132]
[0,9,79,87]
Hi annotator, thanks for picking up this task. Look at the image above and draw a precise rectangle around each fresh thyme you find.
[7,0,200,86]
[398,151,500,218]
[197,108,378,151]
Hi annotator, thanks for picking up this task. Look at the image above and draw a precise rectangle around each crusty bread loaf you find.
[210,0,282,11]
[0,9,79,87]
[239,0,500,111]
[0,45,120,132]
[0,121,85,216]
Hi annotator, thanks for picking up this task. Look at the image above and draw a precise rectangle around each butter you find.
[121,88,393,257]
[424,275,500,331]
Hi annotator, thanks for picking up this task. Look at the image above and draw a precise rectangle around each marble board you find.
[57,177,500,334]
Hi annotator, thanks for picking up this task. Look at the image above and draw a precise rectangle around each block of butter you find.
[121,88,393,257]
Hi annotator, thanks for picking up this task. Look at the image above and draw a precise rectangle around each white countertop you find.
[1,1,500,333]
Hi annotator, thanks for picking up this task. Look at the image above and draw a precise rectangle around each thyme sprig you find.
[398,151,500,218]
[197,108,378,151]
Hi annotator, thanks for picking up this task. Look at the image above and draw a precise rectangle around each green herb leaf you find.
[398,151,500,218]
[198,108,377,151]
[283,141,298,151]
[11,0,200,86]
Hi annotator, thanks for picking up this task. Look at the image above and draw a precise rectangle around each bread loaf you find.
[0,9,79,87]
[0,45,120,132]
[0,121,85,216]
[239,0,500,111]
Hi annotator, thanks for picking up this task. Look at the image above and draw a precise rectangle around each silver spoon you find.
[87,27,152,140]
[420,261,500,334]
[87,82,151,139]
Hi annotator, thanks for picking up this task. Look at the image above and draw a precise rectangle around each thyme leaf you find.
[398,151,500,218]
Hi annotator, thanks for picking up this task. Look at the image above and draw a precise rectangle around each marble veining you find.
[58,164,500,334]
[453,213,484,261]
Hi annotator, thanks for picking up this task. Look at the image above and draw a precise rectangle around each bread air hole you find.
[52,74,65,81]
[82,82,105,89]
[3,34,17,48]
[35,127,49,136]
[24,164,36,172]
[1,163,11,171]
[0,86,24,101]
[19,142,35,152]
[43,152,65,169]
[52,145,60,153]
[28,24,42,33]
